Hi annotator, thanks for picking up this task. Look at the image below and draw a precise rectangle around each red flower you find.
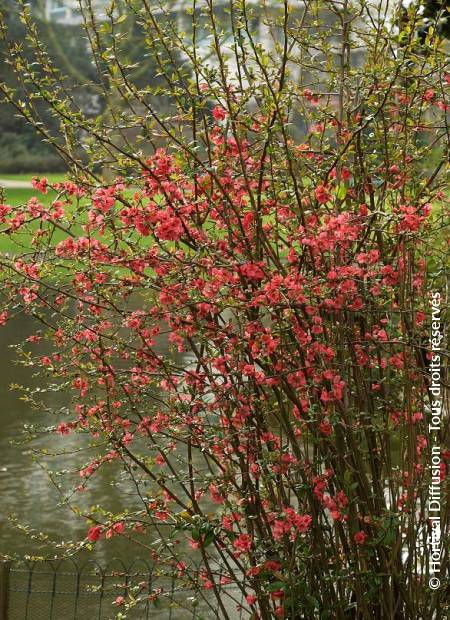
[213,106,227,121]
[264,560,281,571]
[87,525,103,542]
[0,204,12,222]
[233,533,252,553]
[155,212,184,241]
[315,184,331,204]
[31,177,48,194]
[176,561,186,576]
[113,521,125,534]
[294,514,312,532]
[302,88,320,104]
[239,262,265,281]
[209,483,225,504]
[354,530,367,545]
[319,420,333,436]
[56,423,71,435]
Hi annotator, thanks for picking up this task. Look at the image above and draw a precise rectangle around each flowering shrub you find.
[0,0,448,618]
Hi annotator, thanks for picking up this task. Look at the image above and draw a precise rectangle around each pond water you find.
[0,310,192,557]
[0,312,245,618]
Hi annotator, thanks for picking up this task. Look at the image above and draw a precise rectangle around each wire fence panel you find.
[3,559,244,620]
[9,560,130,620]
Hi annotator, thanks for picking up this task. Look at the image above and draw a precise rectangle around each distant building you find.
[43,0,108,24]
[42,0,302,27]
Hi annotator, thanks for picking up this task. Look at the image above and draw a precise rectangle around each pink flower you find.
[302,88,320,104]
[155,212,184,241]
[213,106,227,121]
[239,262,265,281]
[87,525,103,542]
[106,521,124,539]
[113,521,125,534]
[294,514,312,532]
[319,420,333,436]
[233,534,252,553]
[272,519,289,541]
[208,483,225,504]
[0,204,12,222]
[56,423,71,435]
[188,538,200,550]
[315,184,331,204]
[359,203,368,216]
[31,177,48,194]
[92,186,118,213]
[354,530,367,545]
[176,561,186,576]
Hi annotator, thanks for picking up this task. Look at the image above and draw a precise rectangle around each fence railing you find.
[0,558,243,620]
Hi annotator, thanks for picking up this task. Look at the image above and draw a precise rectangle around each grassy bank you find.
[1,178,65,254]
[0,173,67,184]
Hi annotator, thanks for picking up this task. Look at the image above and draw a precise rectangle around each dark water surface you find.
[0,311,185,562]
[0,311,244,619]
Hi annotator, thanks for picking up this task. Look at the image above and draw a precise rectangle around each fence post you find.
[0,561,11,620]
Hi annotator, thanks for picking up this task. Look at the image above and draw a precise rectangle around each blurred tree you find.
[0,2,98,171]
[0,0,180,173]
[418,0,450,41]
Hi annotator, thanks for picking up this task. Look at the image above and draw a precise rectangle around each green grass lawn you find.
[0,186,62,254]
[1,175,446,258]
[0,173,68,184]
[3,187,55,207]
[0,182,132,255]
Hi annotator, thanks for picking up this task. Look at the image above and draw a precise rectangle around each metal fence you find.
[0,558,242,620]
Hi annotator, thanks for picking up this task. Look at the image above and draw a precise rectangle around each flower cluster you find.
[0,22,447,618]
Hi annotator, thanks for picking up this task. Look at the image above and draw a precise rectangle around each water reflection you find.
[0,309,246,618]
[0,310,190,562]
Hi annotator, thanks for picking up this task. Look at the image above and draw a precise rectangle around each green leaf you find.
[267,581,286,592]
[202,531,215,547]
[191,527,200,541]
[336,184,347,200]
[306,594,319,608]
